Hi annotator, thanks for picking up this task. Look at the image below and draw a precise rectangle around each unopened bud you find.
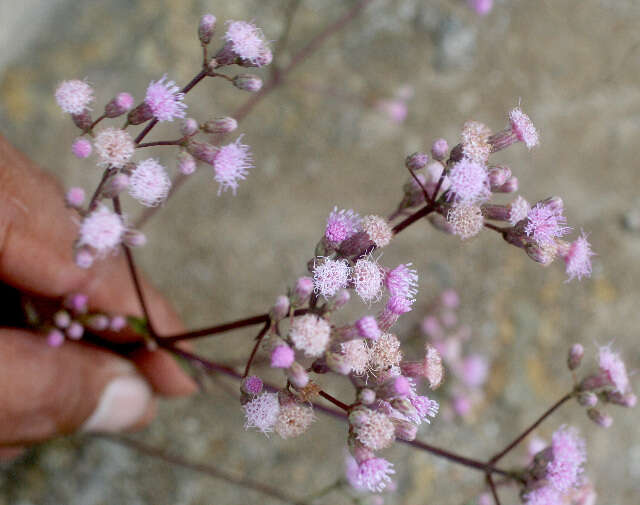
[202,116,238,135]
[333,289,351,309]
[270,343,295,369]
[487,165,511,188]
[604,391,637,408]
[567,343,584,370]
[541,196,564,214]
[286,362,309,389]
[181,118,199,136]
[124,230,147,247]
[481,204,510,221]
[326,352,352,375]
[74,246,94,269]
[178,151,197,175]
[233,74,263,92]
[494,176,518,193]
[293,276,314,305]
[66,321,84,340]
[66,187,86,208]
[377,376,411,399]
[405,152,429,171]
[71,110,92,131]
[127,102,154,125]
[577,391,598,407]
[390,397,418,420]
[359,388,376,405]
[187,140,217,164]
[103,173,129,198]
[348,407,369,427]
[525,242,556,266]
[431,138,449,160]
[198,13,217,45]
[271,295,290,321]
[337,231,375,258]
[47,329,65,347]
[105,92,134,118]
[392,418,417,441]
[241,375,263,395]
[53,310,71,329]
[587,408,613,428]
[87,314,110,331]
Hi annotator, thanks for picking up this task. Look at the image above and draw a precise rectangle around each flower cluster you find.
[43,293,126,347]
[420,290,490,419]
[56,13,272,268]
[397,107,594,282]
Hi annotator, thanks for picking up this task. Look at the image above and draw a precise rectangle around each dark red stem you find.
[243,321,271,377]
[318,390,350,411]
[489,392,573,464]
[392,203,436,235]
[487,473,502,505]
[136,140,184,148]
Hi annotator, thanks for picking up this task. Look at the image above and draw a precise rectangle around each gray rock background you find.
[0,0,639,504]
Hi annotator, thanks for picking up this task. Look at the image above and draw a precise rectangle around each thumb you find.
[0,329,155,446]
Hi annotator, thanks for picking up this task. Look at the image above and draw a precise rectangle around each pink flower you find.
[224,21,270,65]
[242,375,264,395]
[78,205,125,254]
[270,344,295,368]
[546,426,586,493]
[93,128,135,168]
[509,107,539,150]
[289,314,331,357]
[145,75,187,122]
[562,232,594,282]
[524,202,571,247]
[325,207,361,244]
[461,121,492,164]
[47,329,65,347]
[128,159,171,207]
[72,138,92,159]
[55,80,94,114]
[355,315,381,340]
[341,339,370,376]
[509,195,530,225]
[212,138,252,195]
[362,215,393,248]
[313,258,351,298]
[598,345,631,394]
[105,92,135,117]
[447,204,484,239]
[409,395,439,424]
[385,263,418,298]
[66,187,85,207]
[524,484,560,505]
[352,457,395,493]
[243,392,280,434]
[448,158,491,204]
[275,402,315,439]
[352,409,395,451]
[467,0,493,16]
[353,257,384,303]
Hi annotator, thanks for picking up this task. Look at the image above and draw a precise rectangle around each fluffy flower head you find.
[362,215,393,248]
[368,333,402,373]
[448,158,490,204]
[341,339,370,375]
[385,263,418,298]
[509,195,530,225]
[128,159,171,207]
[461,120,492,164]
[55,80,94,114]
[525,202,571,247]
[351,457,395,493]
[325,207,361,244]
[546,426,586,493]
[353,257,384,303]
[213,138,252,195]
[447,204,484,239]
[244,392,280,434]
[289,314,331,357]
[145,75,187,122]
[275,402,314,439]
[78,205,125,253]
[224,21,270,64]
[563,232,594,282]
[510,107,539,150]
[94,128,135,168]
[313,258,351,298]
[353,409,395,451]
[598,344,630,394]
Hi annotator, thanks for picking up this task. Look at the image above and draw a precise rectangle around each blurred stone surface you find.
[0,0,639,504]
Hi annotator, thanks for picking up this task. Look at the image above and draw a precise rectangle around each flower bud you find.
[66,321,84,340]
[178,151,197,175]
[187,140,217,164]
[359,388,376,405]
[541,196,564,215]
[241,375,263,395]
[494,176,518,193]
[124,230,147,247]
[66,187,86,208]
[127,102,154,125]
[326,352,352,375]
[390,397,418,419]
[233,74,263,92]
[577,392,597,407]
[567,343,584,370]
[47,329,64,347]
[105,92,134,118]
[487,165,511,188]
[202,116,238,135]
[198,13,217,45]
[181,118,199,136]
[270,295,290,321]
[333,289,351,309]
[286,362,309,389]
[348,407,369,427]
[293,276,314,305]
[525,242,556,266]
[109,316,127,332]
[405,152,429,171]
[587,408,613,428]
[87,314,109,331]
[270,343,295,369]
[431,138,449,160]
[71,138,92,159]
[392,418,417,441]
[65,293,88,314]
[481,204,510,221]
[53,310,71,329]
[74,246,94,269]
[604,391,637,408]
[71,110,92,131]
[102,173,130,198]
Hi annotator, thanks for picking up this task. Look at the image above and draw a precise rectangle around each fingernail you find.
[82,376,152,433]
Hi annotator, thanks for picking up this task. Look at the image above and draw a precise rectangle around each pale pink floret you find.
[72,138,92,158]
[368,333,402,373]
[275,402,315,439]
[66,187,85,207]
[353,457,395,492]
[409,395,439,424]
[78,205,125,254]
[145,75,187,122]
[224,21,270,64]
[313,258,351,298]
[244,392,280,434]
[509,195,530,225]
[47,329,65,347]
[510,107,539,150]
[448,158,491,204]
[128,159,171,207]
[385,263,418,298]
[356,315,381,340]
[354,409,395,451]
[525,202,571,247]
[353,258,383,303]
[362,215,393,248]
[461,121,492,164]
[93,128,135,168]
[341,339,370,376]
[270,344,295,368]
[563,232,594,282]
[212,138,252,195]
[289,314,331,357]
[447,204,484,239]
[598,345,631,394]
[242,375,263,395]
[55,80,94,114]
[524,484,560,505]
[325,207,361,244]
[546,425,586,493]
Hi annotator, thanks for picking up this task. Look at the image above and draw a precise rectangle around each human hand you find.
[0,135,196,457]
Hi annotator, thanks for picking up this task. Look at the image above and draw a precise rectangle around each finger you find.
[0,328,155,446]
